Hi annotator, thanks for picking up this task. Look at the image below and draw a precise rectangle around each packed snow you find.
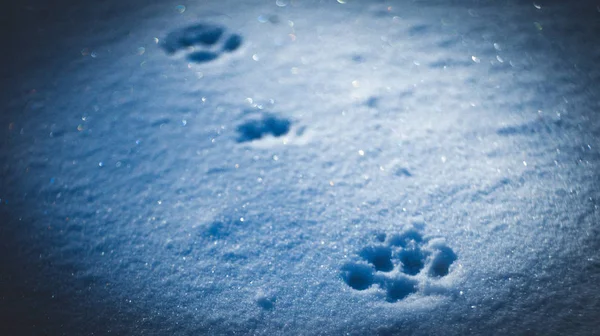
[1,0,599,335]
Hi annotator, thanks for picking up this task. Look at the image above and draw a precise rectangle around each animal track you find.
[359,246,394,272]
[382,276,418,302]
[161,23,243,63]
[341,263,375,291]
[236,113,292,143]
[341,228,457,302]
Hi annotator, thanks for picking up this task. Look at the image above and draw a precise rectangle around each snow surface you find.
[1,0,600,335]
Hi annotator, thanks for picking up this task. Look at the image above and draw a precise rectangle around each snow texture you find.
[1,0,600,335]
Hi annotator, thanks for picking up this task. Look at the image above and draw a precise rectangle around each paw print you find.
[341,228,457,302]
[236,113,292,143]
[161,23,243,63]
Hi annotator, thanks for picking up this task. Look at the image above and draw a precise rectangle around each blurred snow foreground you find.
[1,0,600,334]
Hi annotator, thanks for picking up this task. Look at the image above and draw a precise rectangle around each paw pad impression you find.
[236,113,292,143]
[341,228,457,302]
[161,23,243,63]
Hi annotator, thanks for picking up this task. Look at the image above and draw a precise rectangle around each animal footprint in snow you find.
[236,113,292,143]
[341,228,457,302]
[161,23,243,63]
